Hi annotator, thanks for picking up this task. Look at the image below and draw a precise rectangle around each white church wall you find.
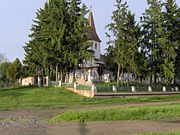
[91,40,100,59]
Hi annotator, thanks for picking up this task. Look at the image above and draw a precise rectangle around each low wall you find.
[67,88,95,98]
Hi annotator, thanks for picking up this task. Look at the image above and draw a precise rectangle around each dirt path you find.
[0,101,180,135]
[49,121,180,135]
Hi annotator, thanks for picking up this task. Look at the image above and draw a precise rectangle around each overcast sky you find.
[0,0,180,61]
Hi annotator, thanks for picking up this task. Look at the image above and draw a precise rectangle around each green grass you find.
[52,103,180,122]
[0,86,180,111]
[136,132,180,135]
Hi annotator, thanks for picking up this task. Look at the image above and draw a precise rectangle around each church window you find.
[95,43,97,49]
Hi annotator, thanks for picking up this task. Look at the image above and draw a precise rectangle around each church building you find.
[72,11,106,85]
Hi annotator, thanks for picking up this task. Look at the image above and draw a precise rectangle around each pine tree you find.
[175,8,180,80]
[141,0,177,84]
[163,0,180,81]
[161,0,179,83]
[124,11,140,82]
[24,4,50,78]
[106,0,139,85]
[141,0,162,84]
[66,0,92,82]
[24,0,92,83]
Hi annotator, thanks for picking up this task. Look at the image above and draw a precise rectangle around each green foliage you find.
[141,0,164,84]
[105,0,179,84]
[24,0,92,81]
[0,62,11,82]
[163,0,180,81]
[53,103,180,121]
[106,0,140,85]
[6,58,22,82]
[140,0,179,84]
[105,45,118,78]
[161,0,179,83]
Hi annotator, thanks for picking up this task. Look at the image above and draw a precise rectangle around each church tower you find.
[87,11,101,60]
[75,10,104,84]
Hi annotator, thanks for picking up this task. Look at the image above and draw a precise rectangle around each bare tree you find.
[0,53,8,64]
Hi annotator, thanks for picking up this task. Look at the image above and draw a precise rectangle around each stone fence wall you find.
[67,87,95,98]
[59,81,96,98]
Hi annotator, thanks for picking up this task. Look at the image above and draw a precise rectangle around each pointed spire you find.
[87,11,101,42]
[88,12,95,30]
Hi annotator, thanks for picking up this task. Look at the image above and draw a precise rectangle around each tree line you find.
[0,58,25,88]
[1,0,180,87]
[106,0,180,85]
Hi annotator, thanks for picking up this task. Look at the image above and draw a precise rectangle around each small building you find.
[21,77,34,86]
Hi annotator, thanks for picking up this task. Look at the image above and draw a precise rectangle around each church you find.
[69,11,109,85]
[21,10,110,86]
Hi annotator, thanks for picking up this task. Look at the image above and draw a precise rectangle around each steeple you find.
[87,11,101,42]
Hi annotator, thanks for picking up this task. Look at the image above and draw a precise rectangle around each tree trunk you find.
[58,71,60,81]
[122,65,124,84]
[150,73,153,84]
[117,63,120,87]
[73,69,76,83]
[127,72,130,86]
[154,74,157,84]
[56,65,58,81]
[61,72,63,82]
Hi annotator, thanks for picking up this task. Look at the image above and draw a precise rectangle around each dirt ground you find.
[0,101,180,135]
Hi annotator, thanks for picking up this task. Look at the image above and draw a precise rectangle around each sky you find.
[0,0,180,62]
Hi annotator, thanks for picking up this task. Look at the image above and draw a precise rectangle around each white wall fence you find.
[97,85,179,93]
[46,80,180,97]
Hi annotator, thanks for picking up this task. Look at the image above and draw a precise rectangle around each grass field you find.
[136,132,180,135]
[0,86,180,111]
[52,103,180,121]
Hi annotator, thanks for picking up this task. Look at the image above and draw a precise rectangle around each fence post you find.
[112,85,117,92]
[163,86,166,92]
[175,87,179,92]
[131,86,136,92]
[59,81,62,87]
[148,86,152,92]
[91,84,96,97]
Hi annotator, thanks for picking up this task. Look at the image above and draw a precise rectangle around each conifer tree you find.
[24,4,50,78]
[24,0,92,82]
[175,8,180,80]
[141,0,162,84]
[124,11,140,81]
[141,0,177,84]
[163,0,180,81]
[65,0,92,81]
[106,0,139,85]
[162,0,179,83]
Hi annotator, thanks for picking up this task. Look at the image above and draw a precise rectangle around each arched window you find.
[95,43,97,49]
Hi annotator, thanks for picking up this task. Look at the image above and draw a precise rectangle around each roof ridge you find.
[87,11,101,42]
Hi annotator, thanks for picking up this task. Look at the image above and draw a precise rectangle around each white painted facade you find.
[89,40,101,60]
